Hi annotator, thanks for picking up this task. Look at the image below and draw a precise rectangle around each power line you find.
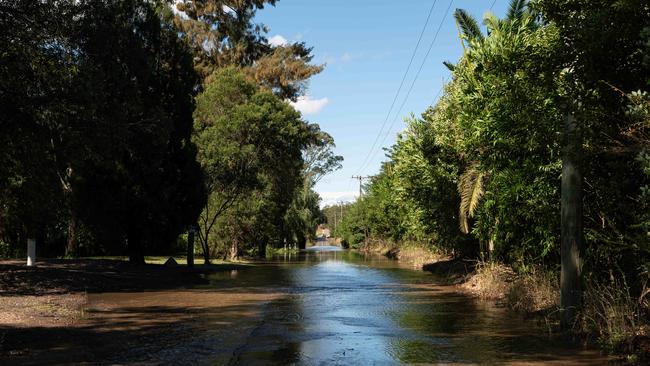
[490,0,497,10]
[359,0,454,174]
[353,0,439,177]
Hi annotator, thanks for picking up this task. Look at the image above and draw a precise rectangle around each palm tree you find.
[453,0,532,235]
[458,163,485,234]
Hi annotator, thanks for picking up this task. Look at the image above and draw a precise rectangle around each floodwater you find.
[214,246,608,365]
[31,245,610,365]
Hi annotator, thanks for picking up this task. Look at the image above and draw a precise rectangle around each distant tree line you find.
[0,0,341,262]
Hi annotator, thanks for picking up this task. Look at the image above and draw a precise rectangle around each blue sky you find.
[256,0,509,206]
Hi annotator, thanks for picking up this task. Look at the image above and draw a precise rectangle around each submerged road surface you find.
[10,246,609,365]
[215,247,606,365]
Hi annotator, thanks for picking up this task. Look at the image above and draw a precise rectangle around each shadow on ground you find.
[0,259,249,296]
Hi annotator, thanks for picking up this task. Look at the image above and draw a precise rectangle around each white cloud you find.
[268,35,288,47]
[318,191,358,208]
[322,54,337,65]
[320,52,356,67]
[290,96,329,115]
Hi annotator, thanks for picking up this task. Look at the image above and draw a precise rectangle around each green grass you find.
[264,247,300,256]
[81,255,252,266]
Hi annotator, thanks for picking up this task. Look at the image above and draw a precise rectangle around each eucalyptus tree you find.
[281,127,342,251]
[193,68,311,261]
[302,127,344,186]
[193,69,262,263]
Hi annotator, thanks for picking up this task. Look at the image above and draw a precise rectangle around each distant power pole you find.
[351,176,371,198]
[337,201,344,229]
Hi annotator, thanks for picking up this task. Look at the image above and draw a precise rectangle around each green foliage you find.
[0,0,205,262]
[173,0,323,100]
[193,68,318,259]
[283,127,342,248]
[338,0,650,278]
[0,1,335,262]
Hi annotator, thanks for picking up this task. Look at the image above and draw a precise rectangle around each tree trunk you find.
[65,208,78,257]
[187,227,195,268]
[202,240,211,265]
[229,239,238,261]
[257,239,266,258]
[297,235,307,250]
[127,228,145,265]
[561,111,584,330]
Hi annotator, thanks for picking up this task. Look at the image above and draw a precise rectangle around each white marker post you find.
[27,238,36,266]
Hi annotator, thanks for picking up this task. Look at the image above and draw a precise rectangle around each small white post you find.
[27,238,36,266]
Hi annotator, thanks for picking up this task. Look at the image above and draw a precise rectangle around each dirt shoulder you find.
[0,259,245,329]
[0,259,277,365]
[359,240,476,284]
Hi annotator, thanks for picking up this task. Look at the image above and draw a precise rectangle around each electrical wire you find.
[353,0,439,177]
[358,0,454,174]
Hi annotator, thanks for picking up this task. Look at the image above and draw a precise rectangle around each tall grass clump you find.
[578,275,647,355]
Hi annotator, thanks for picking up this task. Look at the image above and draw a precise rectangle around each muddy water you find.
[85,246,609,365]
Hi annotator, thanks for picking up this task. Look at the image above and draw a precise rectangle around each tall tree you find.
[173,0,322,100]
[282,126,342,251]
[0,0,205,261]
[193,68,311,261]
[174,0,277,76]
[0,0,72,251]
[538,0,650,328]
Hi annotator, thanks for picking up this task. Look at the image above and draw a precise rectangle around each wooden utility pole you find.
[27,238,36,266]
[561,111,584,330]
[351,176,371,198]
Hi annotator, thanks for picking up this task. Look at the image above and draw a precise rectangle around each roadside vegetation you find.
[2,0,650,362]
[334,0,650,360]
[0,0,341,263]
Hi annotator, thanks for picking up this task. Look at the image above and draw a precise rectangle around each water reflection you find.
[208,247,609,365]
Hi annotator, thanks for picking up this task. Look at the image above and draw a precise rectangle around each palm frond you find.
[458,164,485,234]
[443,60,456,71]
[454,8,484,42]
[506,0,527,22]
[482,12,500,34]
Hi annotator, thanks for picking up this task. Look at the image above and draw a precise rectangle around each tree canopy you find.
[0,0,337,262]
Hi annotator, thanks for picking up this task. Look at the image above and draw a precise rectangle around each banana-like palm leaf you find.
[458,164,485,234]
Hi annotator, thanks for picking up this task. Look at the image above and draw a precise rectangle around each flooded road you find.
[53,246,610,365]
[205,246,607,365]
